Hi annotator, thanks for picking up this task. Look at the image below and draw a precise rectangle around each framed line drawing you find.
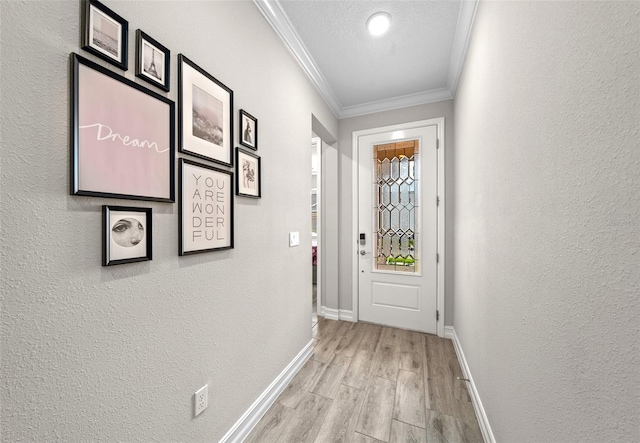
[179,158,234,255]
[178,54,234,167]
[71,53,175,202]
[239,109,258,150]
[236,148,261,199]
[135,30,170,91]
[82,0,128,70]
[103,206,152,266]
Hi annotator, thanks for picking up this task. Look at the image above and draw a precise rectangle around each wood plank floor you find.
[245,318,483,443]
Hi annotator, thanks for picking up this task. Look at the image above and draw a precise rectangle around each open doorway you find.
[311,137,321,329]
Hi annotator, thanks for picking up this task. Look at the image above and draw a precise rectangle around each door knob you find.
[360,250,369,256]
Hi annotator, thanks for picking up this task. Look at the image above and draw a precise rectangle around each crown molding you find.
[448,0,479,96]
[338,88,453,119]
[253,0,342,117]
[254,0,477,119]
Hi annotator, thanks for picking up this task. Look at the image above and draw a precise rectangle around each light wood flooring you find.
[245,317,484,443]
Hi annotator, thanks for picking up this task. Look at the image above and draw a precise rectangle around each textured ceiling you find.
[279,0,461,110]
[255,0,477,117]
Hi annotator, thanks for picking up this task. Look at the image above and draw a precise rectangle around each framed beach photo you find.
[239,110,258,150]
[236,148,261,199]
[136,30,170,91]
[178,54,234,167]
[103,206,152,266]
[179,159,234,255]
[71,53,175,202]
[82,0,128,70]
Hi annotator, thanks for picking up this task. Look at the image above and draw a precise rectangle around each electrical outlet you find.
[194,384,208,417]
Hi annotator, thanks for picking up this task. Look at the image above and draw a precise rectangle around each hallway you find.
[246,318,483,442]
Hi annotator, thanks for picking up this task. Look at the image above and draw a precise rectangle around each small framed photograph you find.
[178,54,234,167]
[71,53,175,202]
[179,159,234,255]
[82,0,128,71]
[103,206,152,266]
[236,148,261,199]
[136,30,170,92]
[239,110,258,150]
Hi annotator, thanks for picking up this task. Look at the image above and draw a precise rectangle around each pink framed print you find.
[71,53,175,202]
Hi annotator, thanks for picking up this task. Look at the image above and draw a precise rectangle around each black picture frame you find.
[239,109,258,151]
[178,54,234,167]
[135,30,170,92]
[103,206,152,266]
[71,53,175,202]
[236,148,261,199]
[179,158,235,255]
[82,0,128,71]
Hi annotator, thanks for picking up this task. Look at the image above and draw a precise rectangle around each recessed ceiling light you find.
[367,12,391,36]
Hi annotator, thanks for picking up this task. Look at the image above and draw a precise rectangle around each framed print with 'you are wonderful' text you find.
[179,159,234,255]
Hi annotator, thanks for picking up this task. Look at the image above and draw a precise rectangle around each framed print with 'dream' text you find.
[179,159,234,255]
[103,206,152,266]
[178,54,234,167]
[71,53,175,202]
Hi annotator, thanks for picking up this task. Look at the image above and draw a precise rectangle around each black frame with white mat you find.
[235,148,261,199]
[103,205,152,266]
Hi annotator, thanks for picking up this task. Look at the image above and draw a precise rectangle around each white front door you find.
[357,123,438,333]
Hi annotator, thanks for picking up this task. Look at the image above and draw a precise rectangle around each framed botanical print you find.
[178,54,234,167]
[71,53,175,202]
[239,109,258,150]
[236,148,261,198]
[103,206,152,266]
[179,159,234,255]
[82,0,128,70]
[135,30,170,91]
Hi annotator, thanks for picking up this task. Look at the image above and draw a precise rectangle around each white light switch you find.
[289,231,300,247]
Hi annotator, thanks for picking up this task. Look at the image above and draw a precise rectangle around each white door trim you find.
[351,118,445,337]
[312,137,322,316]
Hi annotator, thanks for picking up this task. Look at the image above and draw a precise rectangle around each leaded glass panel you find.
[373,141,419,273]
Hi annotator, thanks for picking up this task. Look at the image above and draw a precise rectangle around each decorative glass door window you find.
[374,140,419,273]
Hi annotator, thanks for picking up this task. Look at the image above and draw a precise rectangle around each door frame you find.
[311,137,322,315]
[351,118,446,337]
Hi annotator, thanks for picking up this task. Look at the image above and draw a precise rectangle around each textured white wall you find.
[0,1,337,441]
[337,101,455,324]
[453,1,639,441]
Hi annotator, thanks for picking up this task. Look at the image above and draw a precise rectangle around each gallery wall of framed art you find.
[72,0,277,263]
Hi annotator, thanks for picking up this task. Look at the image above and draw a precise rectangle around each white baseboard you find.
[447,327,496,443]
[444,325,455,340]
[339,309,355,322]
[323,307,340,320]
[319,306,354,322]
[219,340,314,443]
